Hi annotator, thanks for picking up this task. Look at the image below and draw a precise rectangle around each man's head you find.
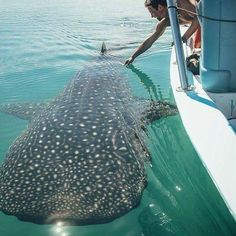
[145,0,167,9]
[144,0,167,20]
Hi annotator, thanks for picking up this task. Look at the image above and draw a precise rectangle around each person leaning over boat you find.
[125,0,200,65]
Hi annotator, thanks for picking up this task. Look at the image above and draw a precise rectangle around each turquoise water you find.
[0,0,236,235]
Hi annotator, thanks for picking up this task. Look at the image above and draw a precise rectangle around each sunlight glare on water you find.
[0,0,236,235]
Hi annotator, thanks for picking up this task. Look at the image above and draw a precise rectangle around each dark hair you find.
[144,0,167,9]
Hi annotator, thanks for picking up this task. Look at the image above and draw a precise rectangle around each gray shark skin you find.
[0,53,178,225]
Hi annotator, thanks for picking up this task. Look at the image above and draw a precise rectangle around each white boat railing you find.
[166,0,189,91]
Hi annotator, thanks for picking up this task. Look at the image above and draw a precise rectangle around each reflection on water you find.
[52,222,69,236]
[125,64,236,234]
[128,65,163,101]
[138,204,184,236]
[137,111,236,235]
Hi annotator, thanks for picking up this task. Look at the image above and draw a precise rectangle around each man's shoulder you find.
[155,17,170,28]
[178,0,197,7]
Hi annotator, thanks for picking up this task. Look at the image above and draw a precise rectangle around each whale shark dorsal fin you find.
[0,102,48,121]
[101,42,107,54]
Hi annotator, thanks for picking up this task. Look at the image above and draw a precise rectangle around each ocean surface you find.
[0,0,235,235]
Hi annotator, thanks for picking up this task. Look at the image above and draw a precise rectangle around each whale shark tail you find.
[101,42,107,54]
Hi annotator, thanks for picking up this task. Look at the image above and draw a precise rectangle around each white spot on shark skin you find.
[117,160,122,165]
[86,186,91,191]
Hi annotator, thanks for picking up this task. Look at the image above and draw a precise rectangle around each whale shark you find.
[0,47,178,225]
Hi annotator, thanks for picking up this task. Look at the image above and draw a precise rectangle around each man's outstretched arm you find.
[125,17,169,65]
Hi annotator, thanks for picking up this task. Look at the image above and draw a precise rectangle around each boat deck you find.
[170,44,236,220]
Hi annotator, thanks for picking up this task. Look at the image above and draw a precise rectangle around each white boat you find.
[167,0,236,220]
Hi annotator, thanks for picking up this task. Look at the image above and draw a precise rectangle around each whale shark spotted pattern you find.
[0,52,178,225]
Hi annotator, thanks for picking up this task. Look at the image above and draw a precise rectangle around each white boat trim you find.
[170,42,236,220]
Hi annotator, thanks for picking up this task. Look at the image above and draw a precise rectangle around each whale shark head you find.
[0,51,178,225]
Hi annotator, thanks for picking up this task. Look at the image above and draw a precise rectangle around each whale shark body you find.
[0,52,177,225]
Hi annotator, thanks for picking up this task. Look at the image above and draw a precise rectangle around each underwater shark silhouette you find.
[0,46,178,225]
